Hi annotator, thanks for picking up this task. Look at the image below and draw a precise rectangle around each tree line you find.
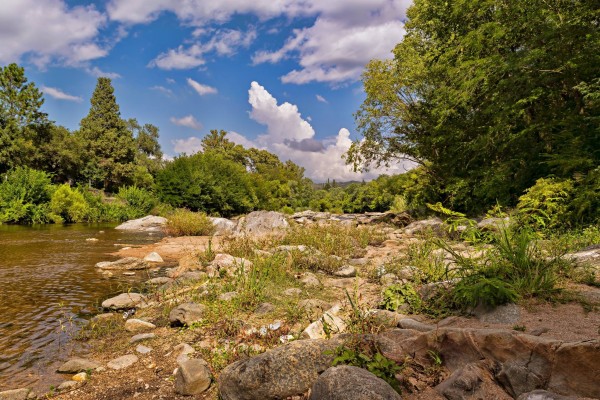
[0,64,403,223]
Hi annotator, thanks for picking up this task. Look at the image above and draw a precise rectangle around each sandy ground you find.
[49,234,600,400]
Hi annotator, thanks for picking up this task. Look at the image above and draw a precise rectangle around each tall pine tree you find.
[78,78,135,190]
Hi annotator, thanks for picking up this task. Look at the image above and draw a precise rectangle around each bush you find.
[516,178,574,231]
[164,209,215,236]
[117,185,157,218]
[0,167,53,224]
[49,184,90,223]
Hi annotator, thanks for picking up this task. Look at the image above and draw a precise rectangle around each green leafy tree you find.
[0,63,49,173]
[156,152,257,217]
[349,0,600,213]
[127,118,163,188]
[78,77,136,191]
[0,167,52,224]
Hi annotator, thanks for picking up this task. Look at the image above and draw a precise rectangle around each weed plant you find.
[164,208,215,236]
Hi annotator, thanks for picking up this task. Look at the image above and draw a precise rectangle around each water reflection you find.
[0,223,161,391]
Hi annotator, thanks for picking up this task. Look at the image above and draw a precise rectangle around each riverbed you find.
[0,223,163,392]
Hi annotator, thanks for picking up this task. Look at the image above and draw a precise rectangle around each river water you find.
[0,224,162,392]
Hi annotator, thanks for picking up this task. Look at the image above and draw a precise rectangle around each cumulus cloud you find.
[170,115,203,130]
[249,81,314,143]
[41,86,82,102]
[244,81,410,181]
[172,136,203,154]
[0,0,107,66]
[187,78,218,96]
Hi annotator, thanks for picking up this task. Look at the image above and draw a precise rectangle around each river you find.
[0,223,162,392]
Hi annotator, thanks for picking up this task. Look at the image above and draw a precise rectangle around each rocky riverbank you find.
[3,211,599,400]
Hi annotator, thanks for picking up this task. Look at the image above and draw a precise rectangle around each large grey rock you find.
[95,257,148,270]
[0,388,30,400]
[309,365,402,400]
[517,390,578,400]
[57,357,101,373]
[233,211,289,237]
[218,338,341,400]
[478,217,510,231]
[333,265,356,278]
[115,215,167,231]
[169,302,206,326]
[377,328,600,399]
[398,318,436,332]
[101,293,147,310]
[473,303,521,324]
[210,217,237,236]
[175,359,212,395]
[107,354,138,370]
[124,318,156,332]
[435,359,511,400]
[403,218,445,236]
[211,253,252,276]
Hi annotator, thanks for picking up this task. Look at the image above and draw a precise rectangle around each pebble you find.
[130,333,156,343]
[136,345,153,354]
[107,354,139,370]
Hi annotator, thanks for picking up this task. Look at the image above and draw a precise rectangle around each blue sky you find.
[1,0,413,181]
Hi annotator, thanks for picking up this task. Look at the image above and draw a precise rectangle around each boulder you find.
[107,354,138,370]
[376,328,600,399]
[333,265,356,278]
[211,253,253,276]
[473,303,521,324]
[233,211,289,237]
[169,302,207,327]
[478,217,510,231]
[115,215,167,231]
[397,318,436,332]
[143,252,163,263]
[175,359,212,395]
[145,277,173,285]
[101,293,147,310]
[403,218,445,236]
[95,257,148,270]
[57,357,101,373]
[359,212,412,227]
[517,390,578,400]
[218,338,341,400]
[0,388,31,400]
[435,359,511,400]
[124,318,156,332]
[210,217,237,236]
[300,272,322,288]
[309,365,402,400]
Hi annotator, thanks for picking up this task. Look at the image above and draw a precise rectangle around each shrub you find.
[117,185,158,218]
[49,184,90,223]
[164,209,215,236]
[0,167,53,224]
[516,178,574,231]
[381,283,422,313]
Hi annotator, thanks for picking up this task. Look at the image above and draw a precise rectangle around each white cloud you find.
[0,0,107,66]
[149,44,206,70]
[316,94,328,103]
[86,66,121,79]
[150,85,174,97]
[41,86,82,102]
[249,81,314,143]
[170,115,203,130]
[172,136,203,154]
[149,27,256,70]
[244,81,410,181]
[109,1,410,84]
[187,78,218,96]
